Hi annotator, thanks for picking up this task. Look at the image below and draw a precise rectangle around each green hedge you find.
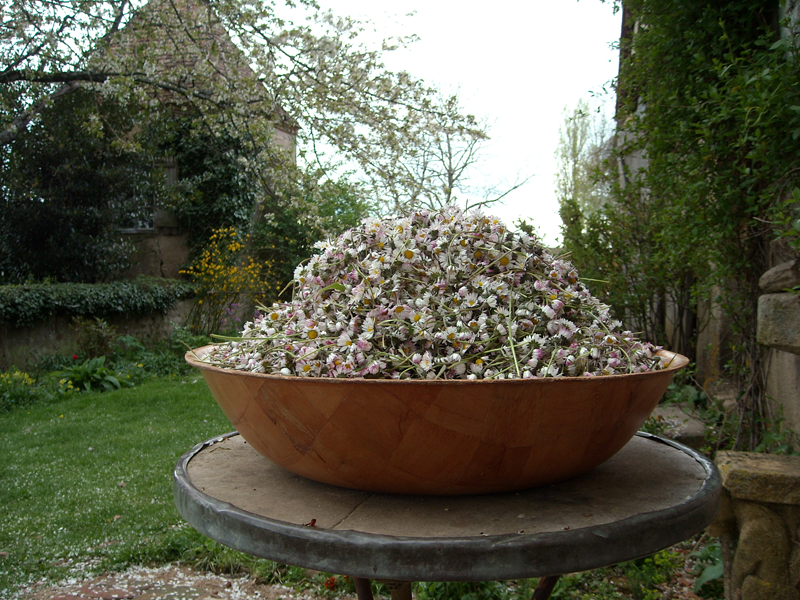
[0,277,195,327]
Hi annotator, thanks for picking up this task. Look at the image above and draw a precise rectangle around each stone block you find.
[765,347,800,434]
[650,404,706,449]
[759,260,800,293]
[716,451,800,504]
[757,293,800,355]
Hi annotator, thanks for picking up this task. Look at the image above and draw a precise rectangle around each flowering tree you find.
[554,98,613,220]
[0,0,489,216]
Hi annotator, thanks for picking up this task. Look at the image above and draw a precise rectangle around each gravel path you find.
[18,565,354,600]
[17,559,711,600]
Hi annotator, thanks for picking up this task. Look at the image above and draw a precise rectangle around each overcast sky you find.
[318,1,622,244]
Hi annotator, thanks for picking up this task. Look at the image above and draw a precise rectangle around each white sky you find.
[318,1,622,245]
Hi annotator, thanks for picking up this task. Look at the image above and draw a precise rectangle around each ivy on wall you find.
[0,277,194,327]
[561,0,800,450]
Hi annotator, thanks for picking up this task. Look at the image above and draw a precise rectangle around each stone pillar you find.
[708,452,800,600]
[757,260,800,432]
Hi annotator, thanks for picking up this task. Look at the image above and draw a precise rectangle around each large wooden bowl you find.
[187,346,688,495]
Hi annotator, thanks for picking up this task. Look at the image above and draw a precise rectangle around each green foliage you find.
[549,569,622,599]
[560,0,800,450]
[55,356,121,392]
[413,580,536,600]
[640,414,670,437]
[753,410,800,455]
[110,326,212,382]
[0,88,157,283]
[149,117,261,250]
[555,98,613,219]
[663,380,707,409]
[0,326,210,413]
[250,176,370,296]
[692,540,724,598]
[621,550,684,600]
[0,370,42,412]
[72,316,119,358]
[0,277,194,326]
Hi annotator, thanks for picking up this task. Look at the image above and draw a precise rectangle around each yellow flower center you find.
[500,256,510,266]
[308,330,318,339]
[404,250,414,259]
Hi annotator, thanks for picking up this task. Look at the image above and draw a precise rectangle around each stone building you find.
[98,0,298,279]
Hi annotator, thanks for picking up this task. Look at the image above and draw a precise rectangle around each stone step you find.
[650,404,707,450]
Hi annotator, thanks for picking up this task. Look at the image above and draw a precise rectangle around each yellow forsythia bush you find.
[181,227,281,334]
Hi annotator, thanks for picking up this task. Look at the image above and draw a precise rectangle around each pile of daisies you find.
[201,208,663,379]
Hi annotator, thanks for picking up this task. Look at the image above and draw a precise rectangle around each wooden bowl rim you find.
[185,345,688,386]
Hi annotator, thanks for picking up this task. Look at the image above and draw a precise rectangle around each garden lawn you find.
[0,375,232,597]
[0,374,721,600]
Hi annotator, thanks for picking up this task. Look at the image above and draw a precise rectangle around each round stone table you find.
[174,432,720,600]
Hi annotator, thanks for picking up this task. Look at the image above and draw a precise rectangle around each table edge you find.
[173,432,721,581]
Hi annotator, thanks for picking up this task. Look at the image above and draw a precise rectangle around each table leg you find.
[531,575,560,600]
[352,577,374,600]
[384,581,412,600]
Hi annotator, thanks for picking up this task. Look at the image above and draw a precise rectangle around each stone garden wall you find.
[0,300,193,371]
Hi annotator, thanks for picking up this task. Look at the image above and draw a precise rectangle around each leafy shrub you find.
[0,370,41,412]
[56,356,121,392]
[622,550,684,600]
[0,88,156,285]
[72,316,118,358]
[111,327,212,382]
[692,540,724,598]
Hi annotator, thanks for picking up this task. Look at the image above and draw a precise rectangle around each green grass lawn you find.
[0,375,236,597]
[0,374,720,600]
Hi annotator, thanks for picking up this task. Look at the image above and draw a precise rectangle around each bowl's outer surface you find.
[186,346,688,495]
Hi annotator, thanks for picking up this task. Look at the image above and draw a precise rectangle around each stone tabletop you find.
[174,432,721,582]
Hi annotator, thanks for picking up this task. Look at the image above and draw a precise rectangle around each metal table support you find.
[174,432,720,600]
